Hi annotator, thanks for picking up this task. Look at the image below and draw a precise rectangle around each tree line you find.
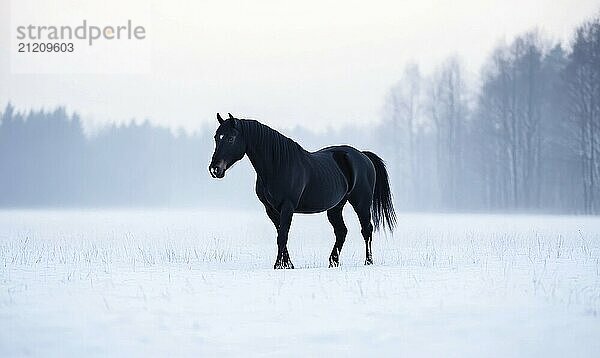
[1,14,599,213]
[379,14,600,214]
[0,105,371,208]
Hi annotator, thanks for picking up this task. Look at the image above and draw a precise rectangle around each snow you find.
[1,209,599,357]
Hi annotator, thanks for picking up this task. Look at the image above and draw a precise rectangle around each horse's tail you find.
[362,151,396,232]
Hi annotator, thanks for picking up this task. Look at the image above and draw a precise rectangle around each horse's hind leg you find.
[350,199,374,265]
[359,212,374,265]
[327,200,347,267]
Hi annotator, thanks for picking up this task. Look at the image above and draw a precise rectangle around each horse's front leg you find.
[274,203,294,269]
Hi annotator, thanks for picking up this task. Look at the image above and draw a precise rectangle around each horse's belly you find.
[295,181,347,213]
[295,201,342,214]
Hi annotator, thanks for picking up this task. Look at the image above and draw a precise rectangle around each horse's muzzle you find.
[209,161,226,179]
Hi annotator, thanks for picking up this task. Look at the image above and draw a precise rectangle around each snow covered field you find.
[1,209,599,357]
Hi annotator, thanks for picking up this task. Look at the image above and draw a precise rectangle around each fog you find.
[2,3,600,213]
[1,0,599,131]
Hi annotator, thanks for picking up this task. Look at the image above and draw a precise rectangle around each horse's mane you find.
[239,119,308,165]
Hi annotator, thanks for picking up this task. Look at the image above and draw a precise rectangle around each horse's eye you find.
[228,136,235,143]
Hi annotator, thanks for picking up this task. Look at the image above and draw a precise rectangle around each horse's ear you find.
[228,113,235,120]
[217,113,224,124]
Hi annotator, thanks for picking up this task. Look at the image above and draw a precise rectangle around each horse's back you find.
[314,145,376,202]
[315,145,375,179]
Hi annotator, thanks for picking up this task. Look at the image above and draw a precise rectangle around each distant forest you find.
[0,105,371,208]
[1,14,599,213]
[380,14,600,214]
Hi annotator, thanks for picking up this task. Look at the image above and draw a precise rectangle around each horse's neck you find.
[246,148,271,182]
[243,122,304,182]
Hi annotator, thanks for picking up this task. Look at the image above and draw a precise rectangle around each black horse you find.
[209,113,396,269]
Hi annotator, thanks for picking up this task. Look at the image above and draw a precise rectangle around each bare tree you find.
[565,17,600,213]
[382,63,423,208]
[428,57,469,207]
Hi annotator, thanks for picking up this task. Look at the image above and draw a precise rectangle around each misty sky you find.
[1,0,599,133]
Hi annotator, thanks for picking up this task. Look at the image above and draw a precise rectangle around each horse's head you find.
[209,113,246,179]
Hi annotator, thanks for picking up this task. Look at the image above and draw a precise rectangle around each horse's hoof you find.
[328,259,340,268]
[364,258,373,265]
[274,261,294,269]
